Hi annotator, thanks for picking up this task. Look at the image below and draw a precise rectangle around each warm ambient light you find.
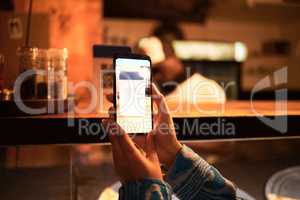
[138,37,166,64]
[267,193,298,200]
[173,40,248,62]
[234,42,248,62]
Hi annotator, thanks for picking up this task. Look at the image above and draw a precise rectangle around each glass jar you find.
[16,47,68,101]
[17,47,38,99]
[35,49,50,99]
[48,48,68,100]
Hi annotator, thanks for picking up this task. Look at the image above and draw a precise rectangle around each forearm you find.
[166,145,237,200]
[119,179,172,200]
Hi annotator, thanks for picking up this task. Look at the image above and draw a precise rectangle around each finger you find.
[106,93,113,103]
[110,139,129,182]
[132,135,146,150]
[151,83,170,118]
[153,112,158,126]
[102,118,118,136]
[120,133,143,160]
[102,119,121,150]
[108,106,115,120]
[145,131,160,163]
[109,133,123,167]
[113,124,145,163]
[101,118,111,135]
[151,83,163,104]
[105,120,129,181]
[102,119,121,151]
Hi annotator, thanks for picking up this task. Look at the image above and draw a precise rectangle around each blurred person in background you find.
[136,21,234,158]
[136,21,186,95]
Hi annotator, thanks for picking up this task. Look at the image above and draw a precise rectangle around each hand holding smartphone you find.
[113,54,153,134]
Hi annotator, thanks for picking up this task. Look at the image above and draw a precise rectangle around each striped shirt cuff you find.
[119,178,172,200]
[166,145,237,200]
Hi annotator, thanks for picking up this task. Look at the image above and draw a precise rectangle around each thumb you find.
[151,83,172,121]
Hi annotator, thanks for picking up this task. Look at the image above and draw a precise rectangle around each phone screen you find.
[115,57,152,134]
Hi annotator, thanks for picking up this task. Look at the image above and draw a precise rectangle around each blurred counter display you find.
[240,39,300,100]
[172,41,247,62]
[1,100,299,145]
[166,73,226,104]
[137,38,245,99]
[172,40,246,99]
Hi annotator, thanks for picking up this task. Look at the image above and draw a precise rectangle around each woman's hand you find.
[151,84,182,168]
[105,83,182,168]
[102,119,163,182]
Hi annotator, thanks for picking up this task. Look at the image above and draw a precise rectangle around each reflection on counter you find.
[2,139,300,200]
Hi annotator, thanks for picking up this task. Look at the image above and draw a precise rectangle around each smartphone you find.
[113,54,153,134]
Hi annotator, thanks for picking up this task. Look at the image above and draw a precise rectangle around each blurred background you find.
[1,0,300,98]
[1,0,300,199]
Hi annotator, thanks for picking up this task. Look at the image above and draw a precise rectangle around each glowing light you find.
[173,40,247,62]
[138,37,165,64]
[234,42,248,62]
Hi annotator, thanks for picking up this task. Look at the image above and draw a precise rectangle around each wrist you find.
[165,141,182,168]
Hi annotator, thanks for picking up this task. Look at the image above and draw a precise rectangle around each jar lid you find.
[16,46,38,56]
[48,48,68,60]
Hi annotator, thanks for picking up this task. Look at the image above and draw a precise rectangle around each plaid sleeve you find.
[119,178,172,200]
[166,145,237,200]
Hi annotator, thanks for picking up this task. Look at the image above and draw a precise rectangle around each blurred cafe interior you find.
[1,0,300,199]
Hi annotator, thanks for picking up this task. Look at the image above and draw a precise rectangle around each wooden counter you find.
[1,101,300,145]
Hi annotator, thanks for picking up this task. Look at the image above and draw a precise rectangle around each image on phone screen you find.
[115,57,152,134]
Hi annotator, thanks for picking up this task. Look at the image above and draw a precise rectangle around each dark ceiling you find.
[104,0,213,23]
